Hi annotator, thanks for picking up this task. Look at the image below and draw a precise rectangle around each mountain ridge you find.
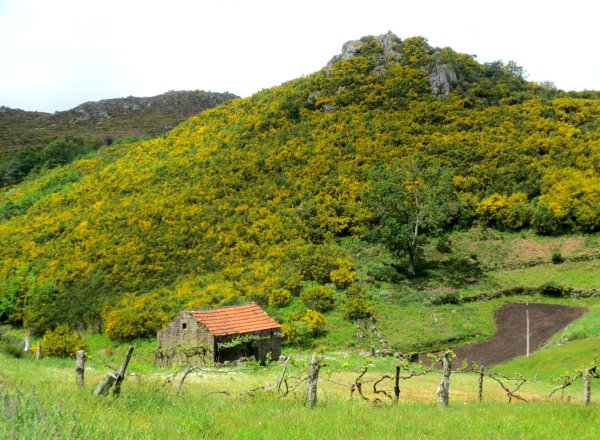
[0,89,238,151]
[0,33,598,342]
[0,89,238,186]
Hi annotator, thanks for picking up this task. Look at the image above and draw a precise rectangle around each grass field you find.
[1,349,599,439]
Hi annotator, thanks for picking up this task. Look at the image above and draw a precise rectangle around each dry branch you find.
[488,373,528,403]
[350,367,369,401]
[546,372,581,401]
[373,374,395,400]
[176,366,196,396]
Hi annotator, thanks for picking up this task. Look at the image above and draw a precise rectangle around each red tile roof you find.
[189,302,280,336]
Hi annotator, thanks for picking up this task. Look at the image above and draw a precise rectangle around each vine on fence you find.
[153,351,598,408]
[546,364,599,405]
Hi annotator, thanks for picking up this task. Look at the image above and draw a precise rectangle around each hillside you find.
[0,33,599,343]
[0,90,238,186]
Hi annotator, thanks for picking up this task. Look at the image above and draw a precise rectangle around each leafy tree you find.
[367,158,454,275]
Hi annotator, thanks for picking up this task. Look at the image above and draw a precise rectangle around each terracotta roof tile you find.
[189,302,280,336]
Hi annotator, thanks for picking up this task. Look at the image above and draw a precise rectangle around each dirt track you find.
[452,303,587,367]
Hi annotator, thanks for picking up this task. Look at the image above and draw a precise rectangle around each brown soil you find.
[452,303,587,367]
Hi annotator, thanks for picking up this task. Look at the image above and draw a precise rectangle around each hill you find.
[0,33,599,343]
[0,90,238,186]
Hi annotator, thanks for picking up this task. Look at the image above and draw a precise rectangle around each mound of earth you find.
[452,303,587,367]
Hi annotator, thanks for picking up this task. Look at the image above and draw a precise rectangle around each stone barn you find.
[156,302,281,366]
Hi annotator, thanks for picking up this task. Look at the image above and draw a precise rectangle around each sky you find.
[1,0,600,113]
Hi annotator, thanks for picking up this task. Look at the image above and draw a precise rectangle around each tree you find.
[367,158,454,275]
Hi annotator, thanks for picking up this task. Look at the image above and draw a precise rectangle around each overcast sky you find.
[1,0,599,113]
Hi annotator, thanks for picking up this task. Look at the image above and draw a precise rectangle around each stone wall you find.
[158,312,214,348]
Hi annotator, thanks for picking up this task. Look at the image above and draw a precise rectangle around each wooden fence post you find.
[94,346,134,397]
[436,352,451,407]
[478,366,485,403]
[94,373,118,396]
[394,365,400,402]
[583,367,592,406]
[75,350,85,389]
[113,346,134,397]
[35,343,42,360]
[276,355,291,395]
[307,353,320,407]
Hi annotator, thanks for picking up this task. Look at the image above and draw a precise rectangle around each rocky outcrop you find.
[69,90,238,123]
[376,32,401,60]
[335,31,401,65]
[328,32,458,96]
[429,62,458,96]
[341,40,364,60]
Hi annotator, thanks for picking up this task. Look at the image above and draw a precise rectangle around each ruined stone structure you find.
[156,302,281,366]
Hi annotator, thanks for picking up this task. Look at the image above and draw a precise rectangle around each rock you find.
[376,32,401,60]
[322,103,336,113]
[341,40,364,60]
[429,62,458,96]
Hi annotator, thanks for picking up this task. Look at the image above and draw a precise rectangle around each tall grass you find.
[1,378,599,439]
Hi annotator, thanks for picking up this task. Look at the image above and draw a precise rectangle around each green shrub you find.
[301,309,326,335]
[268,288,291,307]
[476,193,532,230]
[539,282,570,298]
[39,326,85,358]
[532,204,567,235]
[329,258,357,288]
[0,341,23,358]
[429,292,462,305]
[436,235,452,254]
[280,321,312,345]
[551,249,564,264]
[103,292,172,341]
[300,285,336,312]
[344,284,374,320]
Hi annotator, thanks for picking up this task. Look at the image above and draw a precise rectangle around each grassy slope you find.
[293,230,600,353]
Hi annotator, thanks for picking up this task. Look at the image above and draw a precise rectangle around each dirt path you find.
[452,303,587,367]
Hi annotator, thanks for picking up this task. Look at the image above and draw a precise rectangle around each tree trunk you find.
[35,343,42,360]
[436,352,451,407]
[307,353,320,407]
[75,350,85,389]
